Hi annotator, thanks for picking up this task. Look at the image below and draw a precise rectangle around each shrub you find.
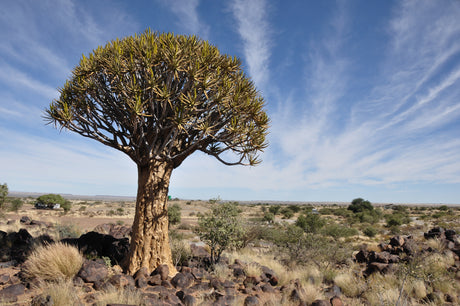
[197,202,244,264]
[23,242,84,281]
[280,207,294,219]
[363,226,378,237]
[61,200,72,214]
[295,214,325,233]
[321,224,358,238]
[56,223,81,239]
[348,198,373,213]
[10,198,23,212]
[168,203,181,226]
[263,212,275,223]
[287,204,301,213]
[438,205,449,211]
[268,205,281,215]
[170,238,192,267]
[0,183,8,209]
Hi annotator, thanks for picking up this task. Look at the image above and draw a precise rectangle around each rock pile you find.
[355,227,460,277]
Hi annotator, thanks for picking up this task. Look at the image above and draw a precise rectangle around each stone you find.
[108,274,135,289]
[0,283,25,303]
[311,300,330,306]
[269,275,279,286]
[151,264,169,280]
[261,283,275,293]
[135,275,148,288]
[355,249,369,263]
[183,294,196,306]
[134,267,150,279]
[261,266,276,279]
[31,294,54,306]
[78,260,109,283]
[171,272,194,289]
[190,244,209,257]
[0,273,10,285]
[244,276,261,287]
[390,235,405,247]
[20,216,32,225]
[147,274,162,286]
[233,267,246,278]
[330,296,343,306]
[244,295,259,306]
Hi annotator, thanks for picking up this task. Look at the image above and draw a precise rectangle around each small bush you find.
[10,198,23,212]
[363,226,378,237]
[321,224,358,238]
[348,198,373,213]
[268,205,281,215]
[168,203,182,226]
[280,207,294,219]
[56,223,81,239]
[295,214,325,233]
[23,242,83,281]
[263,212,275,223]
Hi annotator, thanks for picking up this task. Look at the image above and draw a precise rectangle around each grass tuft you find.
[39,279,81,305]
[23,242,83,281]
[94,285,144,306]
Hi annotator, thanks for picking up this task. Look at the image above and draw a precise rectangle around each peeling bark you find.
[123,161,176,275]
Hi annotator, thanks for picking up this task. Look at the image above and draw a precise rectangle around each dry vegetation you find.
[1,195,460,305]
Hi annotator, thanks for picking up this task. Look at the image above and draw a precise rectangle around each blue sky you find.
[1,0,460,204]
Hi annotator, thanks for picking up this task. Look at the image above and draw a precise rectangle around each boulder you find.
[78,260,108,283]
[171,272,194,289]
[0,283,26,303]
[151,264,169,280]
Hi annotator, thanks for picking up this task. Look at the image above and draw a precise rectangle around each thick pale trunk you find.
[123,161,176,275]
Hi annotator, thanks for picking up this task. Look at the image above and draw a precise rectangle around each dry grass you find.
[244,262,262,277]
[333,271,365,298]
[23,242,83,281]
[212,263,231,280]
[39,279,81,306]
[94,285,144,306]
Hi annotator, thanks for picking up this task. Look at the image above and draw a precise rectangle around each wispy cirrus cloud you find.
[158,0,210,39]
[230,0,271,88]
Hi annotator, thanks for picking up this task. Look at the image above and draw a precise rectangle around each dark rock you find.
[151,264,169,280]
[330,296,343,306]
[183,294,196,306]
[260,265,276,279]
[64,231,129,266]
[31,294,54,306]
[108,274,135,288]
[147,274,162,286]
[311,300,330,306]
[355,249,369,263]
[244,295,259,306]
[93,279,110,291]
[289,288,302,303]
[161,279,173,288]
[233,267,246,278]
[269,275,279,286]
[191,267,206,279]
[390,235,405,247]
[445,230,457,242]
[20,216,31,225]
[134,266,149,279]
[261,283,275,293]
[424,227,445,240]
[73,276,84,287]
[171,272,194,289]
[365,262,393,275]
[0,283,25,303]
[0,273,10,285]
[78,260,108,283]
[181,266,192,273]
[402,238,417,255]
[135,275,148,288]
[369,251,391,263]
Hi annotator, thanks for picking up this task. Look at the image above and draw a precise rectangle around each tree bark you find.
[123,160,176,275]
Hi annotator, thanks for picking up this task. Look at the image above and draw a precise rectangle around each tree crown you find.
[45,30,269,167]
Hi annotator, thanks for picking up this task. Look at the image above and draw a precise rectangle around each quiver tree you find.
[45,30,269,275]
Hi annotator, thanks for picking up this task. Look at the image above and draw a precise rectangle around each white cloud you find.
[230,0,271,88]
[158,0,210,39]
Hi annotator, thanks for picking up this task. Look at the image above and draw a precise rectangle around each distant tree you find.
[0,183,8,209]
[348,198,373,213]
[36,194,67,209]
[263,212,275,223]
[197,202,244,264]
[44,30,268,274]
[61,200,72,214]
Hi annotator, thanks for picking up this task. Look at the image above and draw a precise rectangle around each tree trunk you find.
[123,160,176,275]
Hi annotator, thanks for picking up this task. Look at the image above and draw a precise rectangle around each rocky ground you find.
[1,213,460,305]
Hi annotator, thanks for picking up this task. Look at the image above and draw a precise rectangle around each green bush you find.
[438,205,449,211]
[10,198,23,212]
[363,226,378,237]
[287,204,301,213]
[268,205,281,215]
[263,212,275,223]
[295,214,326,233]
[280,207,294,219]
[168,203,182,226]
[0,183,8,209]
[321,224,358,238]
[61,200,72,214]
[197,202,244,264]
